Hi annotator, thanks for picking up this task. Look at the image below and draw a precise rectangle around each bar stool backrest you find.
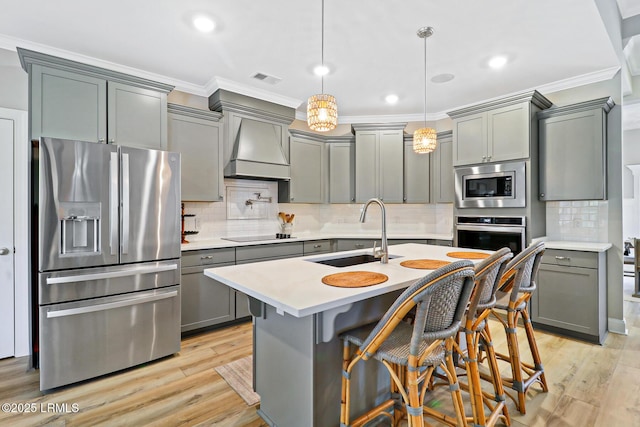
[469,247,513,315]
[504,241,545,303]
[358,260,476,362]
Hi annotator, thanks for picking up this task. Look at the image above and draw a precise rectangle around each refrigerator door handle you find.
[46,263,178,285]
[109,152,119,256]
[121,152,130,254]
[46,290,178,318]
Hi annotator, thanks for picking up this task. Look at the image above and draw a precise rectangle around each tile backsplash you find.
[182,179,454,241]
[545,200,608,242]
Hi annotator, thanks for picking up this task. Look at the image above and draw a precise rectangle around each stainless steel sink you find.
[308,252,401,268]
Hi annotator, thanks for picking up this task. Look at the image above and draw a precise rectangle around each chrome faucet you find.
[359,198,388,264]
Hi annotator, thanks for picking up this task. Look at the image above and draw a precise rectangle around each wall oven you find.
[456,216,526,255]
[455,160,526,208]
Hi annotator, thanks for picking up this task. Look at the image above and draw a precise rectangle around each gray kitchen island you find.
[204,243,488,427]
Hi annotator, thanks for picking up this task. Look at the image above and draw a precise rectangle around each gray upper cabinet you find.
[432,131,454,203]
[30,65,107,143]
[286,132,328,203]
[19,48,173,147]
[448,91,552,166]
[167,104,224,202]
[403,135,430,203]
[329,141,355,203]
[107,82,168,149]
[352,123,406,203]
[538,97,614,201]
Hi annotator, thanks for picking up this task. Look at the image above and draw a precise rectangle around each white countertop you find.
[182,231,453,251]
[203,243,487,318]
[531,237,612,252]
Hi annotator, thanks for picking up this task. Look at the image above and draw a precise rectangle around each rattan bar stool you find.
[339,260,476,427]
[487,241,547,414]
[457,247,513,427]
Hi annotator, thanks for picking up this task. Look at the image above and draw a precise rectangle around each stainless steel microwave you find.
[454,160,526,208]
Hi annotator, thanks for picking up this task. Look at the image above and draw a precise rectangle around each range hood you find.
[225,118,290,180]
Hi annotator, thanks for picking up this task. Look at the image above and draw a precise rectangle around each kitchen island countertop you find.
[203,243,485,318]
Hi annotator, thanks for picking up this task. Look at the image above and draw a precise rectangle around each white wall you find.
[0,48,29,356]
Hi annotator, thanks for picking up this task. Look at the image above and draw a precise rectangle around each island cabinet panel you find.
[531,249,607,344]
[448,91,552,166]
[353,124,406,203]
[335,239,376,252]
[328,142,355,203]
[538,97,613,201]
[168,104,224,202]
[403,137,430,203]
[432,131,454,203]
[23,49,173,148]
[180,248,236,333]
[253,292,402,426]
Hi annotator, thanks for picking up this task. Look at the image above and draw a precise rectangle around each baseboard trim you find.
[608,317,628,335]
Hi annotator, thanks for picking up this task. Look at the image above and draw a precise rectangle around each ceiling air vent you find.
[251,72,282,85]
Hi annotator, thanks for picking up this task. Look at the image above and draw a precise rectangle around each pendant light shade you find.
[307,0,337,132]
[413,26,436,154]
[307,93,338,131]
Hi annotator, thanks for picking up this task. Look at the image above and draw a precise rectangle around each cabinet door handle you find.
[201,255,214,260]
[313,244,322,248]
[109,139,115,144]
[98,138,105,143]
[355,244,365,249]
[555,256,570,261]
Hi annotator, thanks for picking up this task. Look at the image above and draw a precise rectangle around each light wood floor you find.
[1,279,640,426]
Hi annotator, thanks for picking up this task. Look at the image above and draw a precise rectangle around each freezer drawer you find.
[40,260,180,305]
[39,285,180,390]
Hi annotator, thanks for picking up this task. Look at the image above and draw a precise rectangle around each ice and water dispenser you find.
[59,202,101,255]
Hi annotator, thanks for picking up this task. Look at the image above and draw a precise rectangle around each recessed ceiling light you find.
[193,15,215,33]
[314,65,330,76]
[488,55,508,69]
[385,94,399,104]
[431,73,455,83]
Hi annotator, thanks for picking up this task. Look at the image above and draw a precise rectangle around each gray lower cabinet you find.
[303,240,333,255]
[23,52,171,147]
[168,104,224,201]
[538,97,614,201]
[181,248,236,333]
[531,249,607,344]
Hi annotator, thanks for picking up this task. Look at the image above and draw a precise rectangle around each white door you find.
[0,117,14,358]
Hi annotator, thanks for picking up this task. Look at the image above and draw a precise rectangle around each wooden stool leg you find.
[445,340,467,427]
[341,342,354,425]
[522,309,548,393]
[465,330,485,426]
[480,325,511,426]
[505,310,527,414]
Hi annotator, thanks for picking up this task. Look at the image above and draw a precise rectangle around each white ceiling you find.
[0,0,632,124]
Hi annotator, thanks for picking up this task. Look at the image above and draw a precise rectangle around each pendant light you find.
[413,26,436,154]
[307,0,338,132]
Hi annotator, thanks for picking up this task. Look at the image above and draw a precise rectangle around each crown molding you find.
[167,103,223,121]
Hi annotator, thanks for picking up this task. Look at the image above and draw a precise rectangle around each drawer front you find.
[541,249,598,269]
[336,239,376,252]
[304,240,333,254]
[182,248,236,267]
[40,286,180,390]
[236,242,304,263]
[388,239,428,245]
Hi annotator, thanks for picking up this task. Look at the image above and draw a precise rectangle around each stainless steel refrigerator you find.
[32,137,181,390]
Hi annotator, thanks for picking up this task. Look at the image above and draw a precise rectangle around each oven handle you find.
[46,290,178,318]
[456,224,526,233]
[46,263,178,285]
